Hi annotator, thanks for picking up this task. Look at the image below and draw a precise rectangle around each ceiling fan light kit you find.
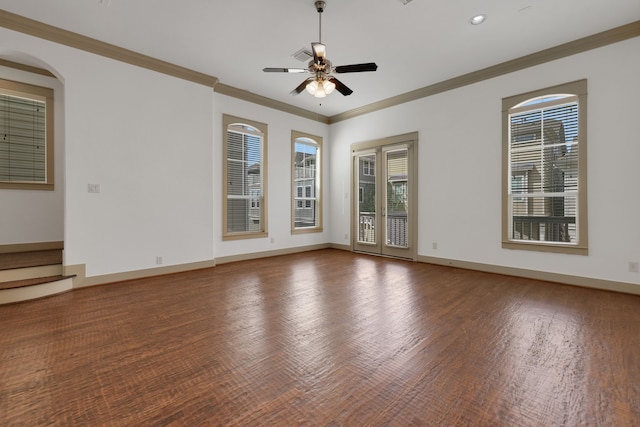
[306,78,336,98]
[263,0,378,98]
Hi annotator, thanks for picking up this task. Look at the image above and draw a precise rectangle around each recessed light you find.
[469,14,486,25]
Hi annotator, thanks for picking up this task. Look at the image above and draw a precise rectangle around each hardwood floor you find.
[1,249,639,426]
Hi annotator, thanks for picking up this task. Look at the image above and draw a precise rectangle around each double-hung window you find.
[502,80,588,254]
[0,79,54,190]
[292,131,322,232]
[223,114,267,240]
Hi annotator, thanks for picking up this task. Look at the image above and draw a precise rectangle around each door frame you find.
[350,132,418,261]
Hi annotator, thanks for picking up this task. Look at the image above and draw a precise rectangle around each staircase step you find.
[0,275,73,291]
[0,250,63,271]
[0,275,74,305]
[0,264,63,282]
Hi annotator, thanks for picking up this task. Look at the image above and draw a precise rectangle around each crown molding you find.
[329,20,640,123]
[215,83,330,124]
[0,9,218,88]
[1,9,637,125]
[0,57,55,77]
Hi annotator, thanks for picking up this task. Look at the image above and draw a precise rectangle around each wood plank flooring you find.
[1,249,639,426]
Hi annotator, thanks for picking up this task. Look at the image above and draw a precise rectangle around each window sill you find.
[223,231,268,241]
[0,182,54,191]
[291,227,323,235]
[502,240,588,256]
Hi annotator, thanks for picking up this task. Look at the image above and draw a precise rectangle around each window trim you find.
[291,130,323,234]
[222,114,268,241]
[0,78,54,191]
[502,79,588,255]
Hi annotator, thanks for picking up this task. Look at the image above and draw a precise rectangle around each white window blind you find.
[226,126,263,234]
[0,93,46,183]
[508,95,579,244]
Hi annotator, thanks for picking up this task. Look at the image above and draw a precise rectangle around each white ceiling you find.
[0,0,638,117]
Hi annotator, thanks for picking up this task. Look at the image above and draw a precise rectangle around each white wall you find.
[0,59,64,245]
[330,37,640,287]
[1,27,332,275]
[2,25,638,288]
[212,93,330,259]
[0,28,215,277]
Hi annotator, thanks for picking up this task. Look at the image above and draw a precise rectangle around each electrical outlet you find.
[629,261,639,273]
[88,183,101,193]
[344,233,348,240]
[432,242,438,250]
[270,237,275,244]
[156,256,163,265]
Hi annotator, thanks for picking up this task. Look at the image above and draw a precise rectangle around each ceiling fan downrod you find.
[315,1,325,43]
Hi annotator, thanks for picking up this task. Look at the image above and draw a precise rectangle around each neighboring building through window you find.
[223,114,267,240]
[502,79,588,254]
[0,78,54,190]
[292,131,322,233]
[362,159,375,176]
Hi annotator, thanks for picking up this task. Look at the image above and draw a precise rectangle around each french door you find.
[352,133,417,260]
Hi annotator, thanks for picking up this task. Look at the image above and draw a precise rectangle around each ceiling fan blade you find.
[263,67,307,73]
[312,42,326,62]
[290,78,314,96]
[334,63,378,73]
[328,77,353,96]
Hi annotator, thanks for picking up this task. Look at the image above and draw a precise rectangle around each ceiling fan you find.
[263,0,378,98]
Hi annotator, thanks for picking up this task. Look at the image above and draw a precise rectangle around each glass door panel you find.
[384,148,409,249]
[354,152,381,253]
[352,136,416,260]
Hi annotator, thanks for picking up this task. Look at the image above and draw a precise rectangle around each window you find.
[292,131,322,232]
[502,80,587,254]
[304,185,312,208]
[223,114,267,240]
[296,186,304,209]
[511,173,528,203]
[362,159,375,176]
[0,79,54,190]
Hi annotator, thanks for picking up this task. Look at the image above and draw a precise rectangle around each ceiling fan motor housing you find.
[315,1,325,13]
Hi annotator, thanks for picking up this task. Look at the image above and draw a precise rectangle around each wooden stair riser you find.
[0,250,63,271]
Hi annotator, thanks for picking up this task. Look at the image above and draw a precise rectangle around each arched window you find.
[223,114,267,239]
[502,80,588,254]
[291,131,322,232]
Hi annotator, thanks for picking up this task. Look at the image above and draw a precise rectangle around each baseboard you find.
[215,243,332,265]
[53,246,639,297]
[418,255,640,296]
[68,244,332,287]
[68,259,216,288]
[0,241,64,254]
[329,243,351,252]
